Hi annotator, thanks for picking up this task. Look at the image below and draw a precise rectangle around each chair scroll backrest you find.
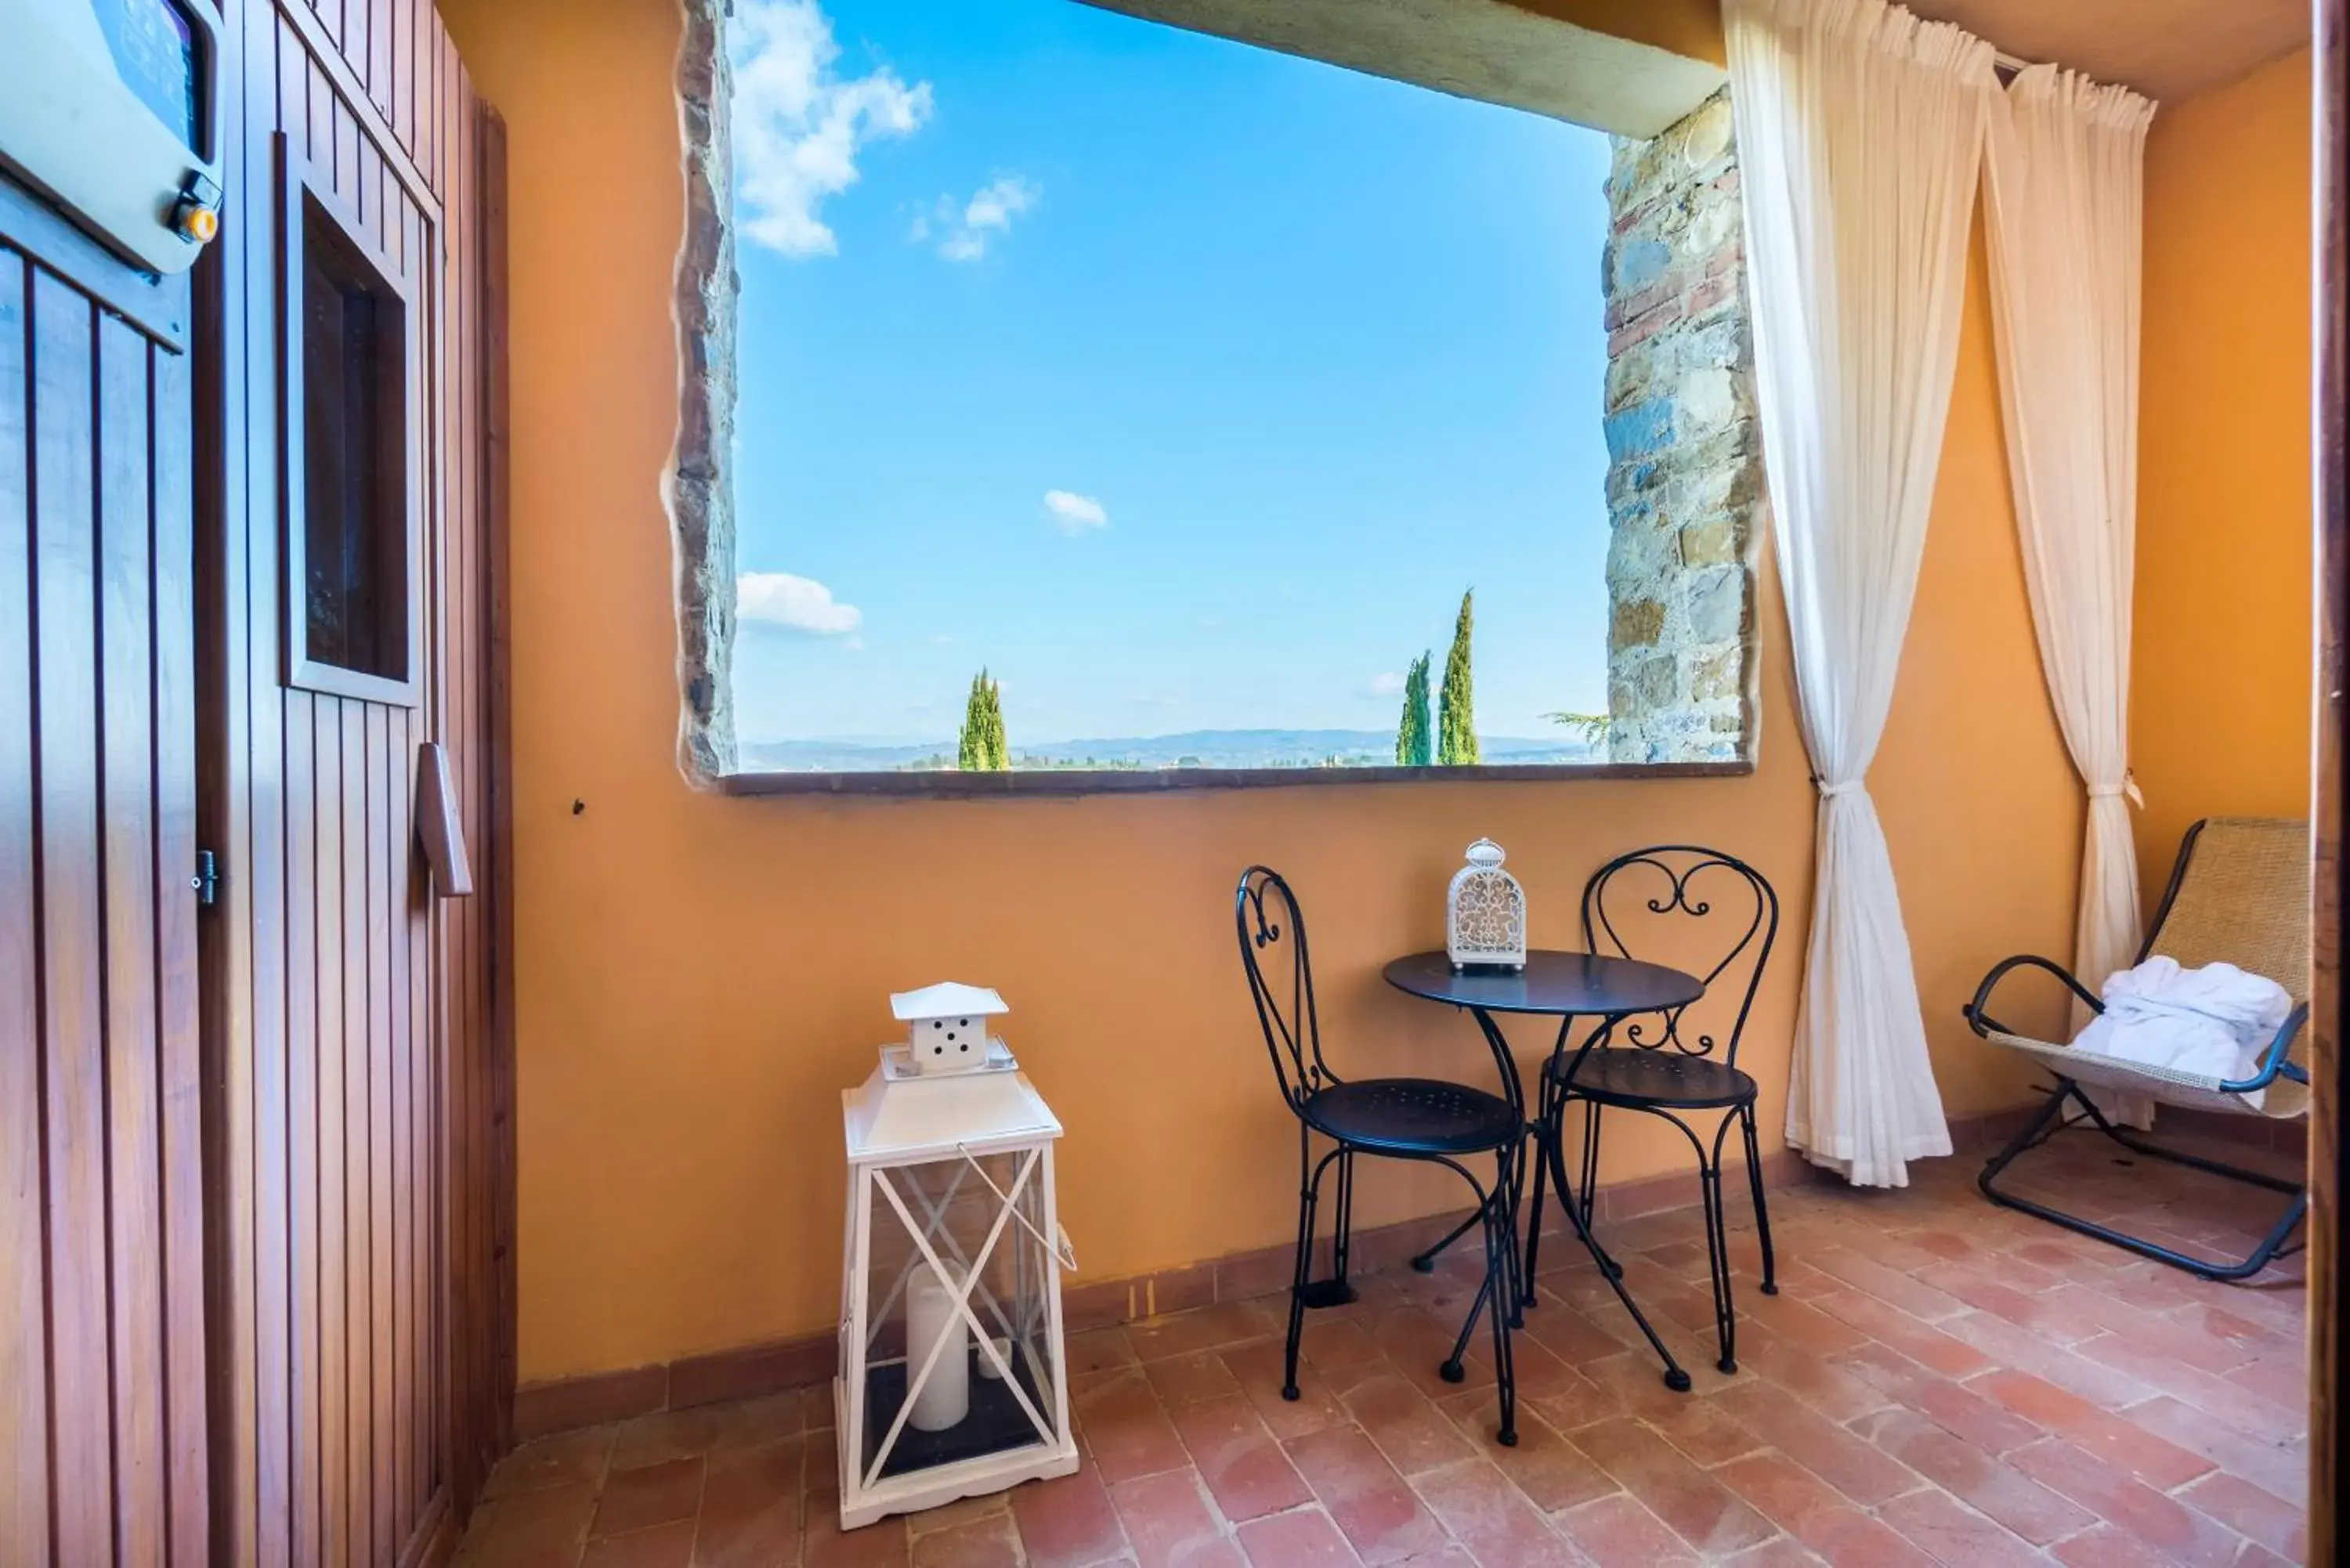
[2143,817,2311,1004]
[1235,866,1332,1111]
[1581,845,1779,1068]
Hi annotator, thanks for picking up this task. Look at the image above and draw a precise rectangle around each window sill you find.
[718,761,1754,800]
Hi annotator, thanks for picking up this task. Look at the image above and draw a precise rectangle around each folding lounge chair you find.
[1961,816,2311,1281]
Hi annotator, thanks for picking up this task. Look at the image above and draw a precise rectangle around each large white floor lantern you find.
[837,983,1079,1530]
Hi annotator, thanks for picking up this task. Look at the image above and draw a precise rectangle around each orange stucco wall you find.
[2134,49,2316,898]
[443,0,2087,1386]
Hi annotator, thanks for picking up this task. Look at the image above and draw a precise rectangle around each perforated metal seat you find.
[1301,1078,1521,1157]
[1548,1048,1758,1111]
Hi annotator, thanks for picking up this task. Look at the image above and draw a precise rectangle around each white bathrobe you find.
[2070,956,2290,1108]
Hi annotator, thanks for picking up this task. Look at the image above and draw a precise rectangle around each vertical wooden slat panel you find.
[283,692,320,1568]
[387,711,410,1535]
[335,102,360,222]
[387,204,414,1537]
[356,134,395,1568]
[483,104,517,1465]
[368,0,394,148]
[246,25,295,1568]
[0,247,52,1568]
[454,85,485,1499]
[340,702,370,1563]
[207,1,264,1560]
[401,178,428,1521]
[32,269,116,1568]
[472,76,500,1499]
[96,314,166,1568]
[414,2,436,223]
[366,700,393,1568]
[250,418,293,1568]
[386,0,410,154]
[438,55,472,1500]
[309,57,332,176]
[313,700,348,1568]
[425,42,454,1511]
[425,47,452,1504]
[151,282,207,1568]
[273,27,322,1568]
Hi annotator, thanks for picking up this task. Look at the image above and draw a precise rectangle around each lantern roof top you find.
[844,1047,1061,1163]
[890,981,1009,1024]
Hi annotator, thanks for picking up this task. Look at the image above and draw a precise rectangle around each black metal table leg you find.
[1538,1094,1692,1391]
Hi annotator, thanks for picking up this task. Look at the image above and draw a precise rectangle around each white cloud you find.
[924,175,1039,262]
[1368,672,1406,698]
[738,572,863,634]
[730,0,932,258]
[1043,490,1108,534]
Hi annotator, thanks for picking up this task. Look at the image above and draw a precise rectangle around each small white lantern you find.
[837,987,1079,1530]
[891,981,1011,1076]
[1447,838,1528,970]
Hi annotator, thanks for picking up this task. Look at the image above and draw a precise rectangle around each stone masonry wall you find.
[674,0,739,782]
[1601,89,1762,764]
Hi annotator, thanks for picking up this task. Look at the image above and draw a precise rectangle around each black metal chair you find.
[1235,866,1523,1446]
[1522,846,1780,1378]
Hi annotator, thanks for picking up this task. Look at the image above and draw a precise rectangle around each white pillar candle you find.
[906,1263,970,1432]
[977,1335,1010,1380]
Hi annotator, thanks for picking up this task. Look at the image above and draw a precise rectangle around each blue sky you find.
[728,0,1614,749]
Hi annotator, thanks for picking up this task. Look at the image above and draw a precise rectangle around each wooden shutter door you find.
[0,195,211,1566]
[200,1,510,1563]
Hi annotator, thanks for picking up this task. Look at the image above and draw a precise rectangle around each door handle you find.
[415,742,475,898]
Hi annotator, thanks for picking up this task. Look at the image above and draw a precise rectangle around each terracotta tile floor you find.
[457,1130,2310,1567]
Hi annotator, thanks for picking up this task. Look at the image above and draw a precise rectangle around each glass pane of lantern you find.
[859,1150,1057,1485]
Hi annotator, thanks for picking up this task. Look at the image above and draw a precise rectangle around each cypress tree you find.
[1396,652,1434,766]
[1437,591,1479,765]
[983,674,1010,769]
[956,672,990,771]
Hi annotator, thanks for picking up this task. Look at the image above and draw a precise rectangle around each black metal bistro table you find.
[1383,949,1708,1391]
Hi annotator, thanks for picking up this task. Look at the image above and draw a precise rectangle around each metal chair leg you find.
[1502,1115,1530,1330]
[1980,1082,2308,1282]
[1739,1101,1777,1295]
[1699,1118,1740,1374]
[1700,1162,1735,1373]
[1332,1149,1356,1291]
[1484,1154,1519,1446]
[1441,1269,1488,1385]
[1283,1140,1321,1401]
[1412,1207,1482,1274]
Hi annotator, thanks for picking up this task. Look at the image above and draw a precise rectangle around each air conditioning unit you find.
[0,0,226,276]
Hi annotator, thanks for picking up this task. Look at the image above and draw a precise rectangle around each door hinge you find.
[193,848,219,908]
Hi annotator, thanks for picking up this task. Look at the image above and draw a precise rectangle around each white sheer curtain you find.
[1983,68,2157,1110]
[1725,0,1992,1186]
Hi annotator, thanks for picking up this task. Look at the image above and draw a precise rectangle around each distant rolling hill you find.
[736,729,1596,773]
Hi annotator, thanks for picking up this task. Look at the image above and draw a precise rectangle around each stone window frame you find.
[671,0,1762,795]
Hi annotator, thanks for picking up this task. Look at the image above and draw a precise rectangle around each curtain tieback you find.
[1813,777,1862,798]
[2087,771,2145,808]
